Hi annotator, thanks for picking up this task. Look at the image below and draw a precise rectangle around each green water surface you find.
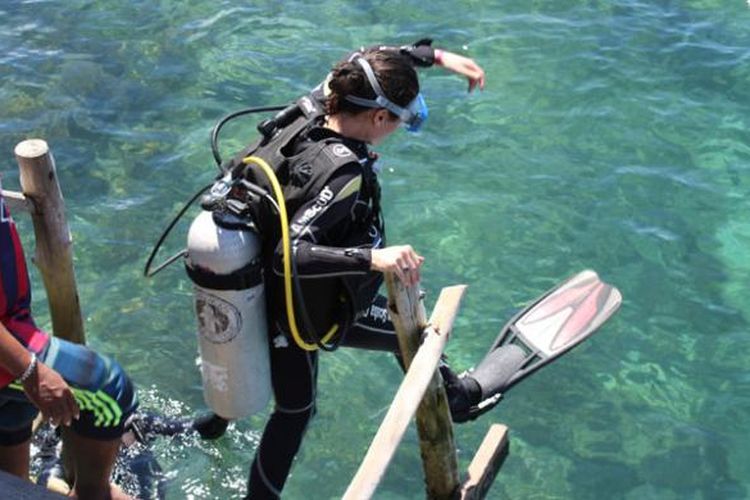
[2,1,750,498]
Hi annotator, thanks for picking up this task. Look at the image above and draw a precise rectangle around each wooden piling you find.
[14,139,86,344]
[343,284,466,500]
[385,276,464,499]
[344,276,513,499]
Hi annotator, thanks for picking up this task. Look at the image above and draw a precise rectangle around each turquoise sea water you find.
[2,1,750,498]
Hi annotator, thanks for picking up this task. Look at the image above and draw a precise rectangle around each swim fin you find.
[450,269,622,423]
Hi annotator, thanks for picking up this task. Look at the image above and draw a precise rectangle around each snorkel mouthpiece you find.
[345,56,428,133]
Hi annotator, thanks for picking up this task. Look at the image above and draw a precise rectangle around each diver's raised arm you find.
[433,48,486,92]
[371,39,486,92]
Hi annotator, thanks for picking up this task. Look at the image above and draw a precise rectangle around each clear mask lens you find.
[403,93,428,133]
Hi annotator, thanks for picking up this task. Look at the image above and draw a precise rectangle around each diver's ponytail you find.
[326,60,370,115]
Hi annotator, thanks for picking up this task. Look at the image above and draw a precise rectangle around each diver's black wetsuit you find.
[265,124,386,339]
[247,120,400,499]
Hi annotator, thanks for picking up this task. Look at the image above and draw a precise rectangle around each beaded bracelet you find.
[18,353,37,383]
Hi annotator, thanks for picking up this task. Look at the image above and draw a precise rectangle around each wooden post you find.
[344,285,466,500]
[385,275,464,499]
[14,139,86,344]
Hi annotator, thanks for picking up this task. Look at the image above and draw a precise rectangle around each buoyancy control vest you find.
[218,95,385,346]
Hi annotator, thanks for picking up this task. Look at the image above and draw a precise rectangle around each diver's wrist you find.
[360,248,373,271]
[434,49,444,66]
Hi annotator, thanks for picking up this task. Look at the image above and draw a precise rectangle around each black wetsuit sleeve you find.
[271,163,373,278]
[361,39,436,67]
[400,38,436,67]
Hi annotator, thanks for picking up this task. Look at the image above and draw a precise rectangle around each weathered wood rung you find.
[0,189,34,214]
[461,424,510,500]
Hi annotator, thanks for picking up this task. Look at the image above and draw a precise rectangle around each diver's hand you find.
[371,245,425,287]
[436,50,486,92]
[22,361,80,427]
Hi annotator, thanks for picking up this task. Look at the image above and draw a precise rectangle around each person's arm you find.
[272,163,373,277]
[380,39,487,92]
[272,162,424,286]
[0,322,79,426]
[433,49,486,92]
[0,322,33,379]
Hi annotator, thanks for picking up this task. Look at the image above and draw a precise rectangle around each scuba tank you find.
[185,209,271,419]
[179,98,317,418]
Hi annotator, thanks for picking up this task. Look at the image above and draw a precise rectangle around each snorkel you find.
[344,56,428,133]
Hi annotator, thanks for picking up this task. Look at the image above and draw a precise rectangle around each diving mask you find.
[344,56,428,133]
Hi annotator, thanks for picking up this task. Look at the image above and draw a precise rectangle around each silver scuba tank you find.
[185,210,271,419]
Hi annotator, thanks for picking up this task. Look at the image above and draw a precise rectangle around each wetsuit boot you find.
[192,413,230,440]
[441,344,528,423]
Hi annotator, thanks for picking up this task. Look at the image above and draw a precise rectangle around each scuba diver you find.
[150,39,621,499]
[183,40,491,499]
[241,43,483,499]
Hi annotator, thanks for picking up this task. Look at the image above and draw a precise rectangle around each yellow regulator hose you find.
[242,156,338,351]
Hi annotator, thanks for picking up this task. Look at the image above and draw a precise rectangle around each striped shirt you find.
[0,180,50,387]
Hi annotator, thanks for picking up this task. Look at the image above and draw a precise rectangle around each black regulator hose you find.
[291,244,344,352]
[146,103,288,277]
[143,183,212,278]
[210,105,286,170]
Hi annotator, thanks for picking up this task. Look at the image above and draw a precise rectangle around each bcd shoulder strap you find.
[221,95,324,179]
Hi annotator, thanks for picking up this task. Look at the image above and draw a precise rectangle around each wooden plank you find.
[428,285,467,336]
[15,139,86,344]
[460,424,510,500]
[415,285,467,499]
[1,189,35,214]
[343,283,467,500]
[343,324,450,500]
